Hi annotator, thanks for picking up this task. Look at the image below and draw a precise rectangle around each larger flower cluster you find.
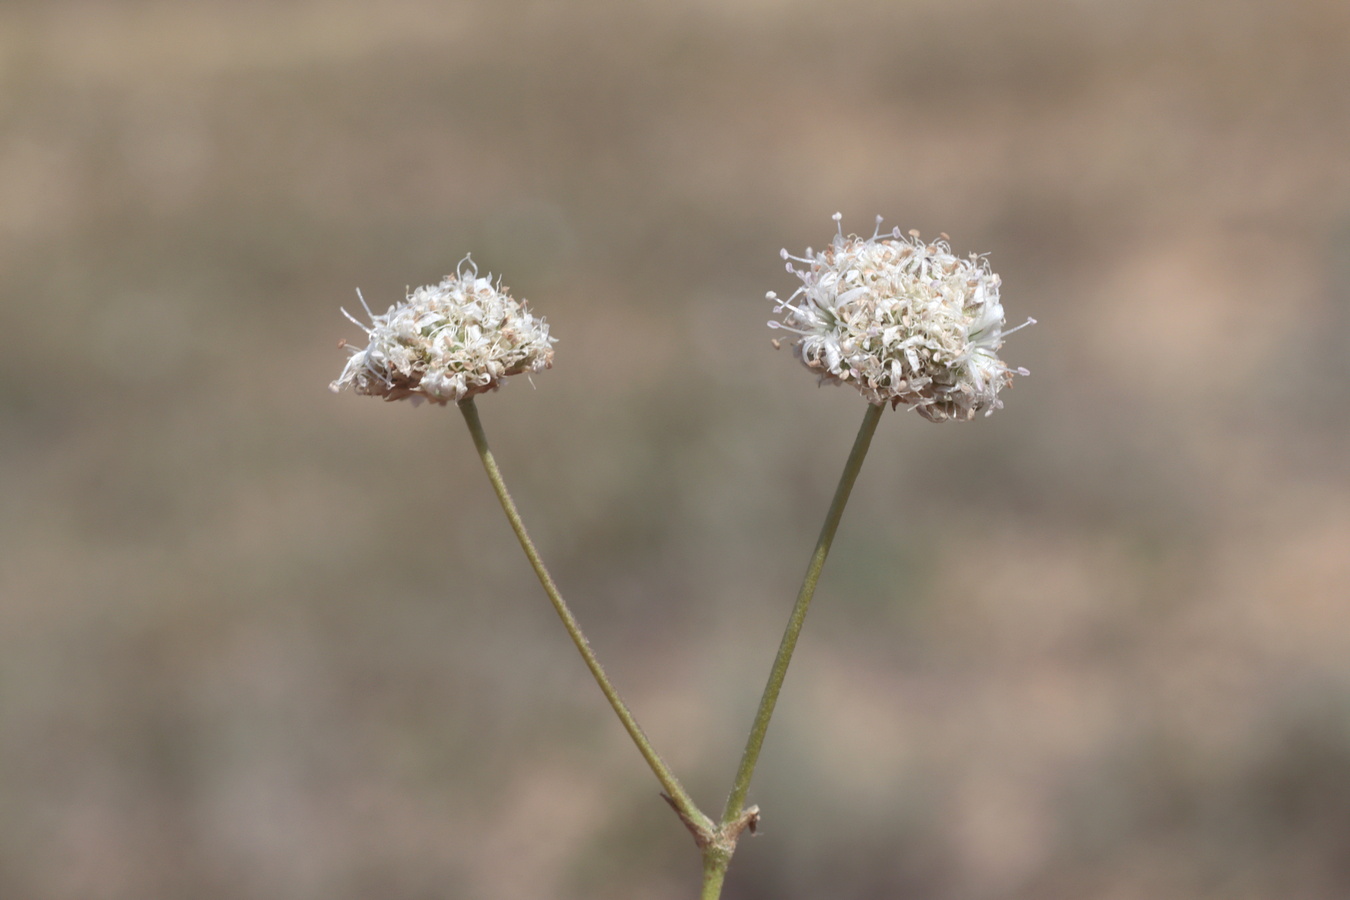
[330,258,555,404]
[768,214,1030,422]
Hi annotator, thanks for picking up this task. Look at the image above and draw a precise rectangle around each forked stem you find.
[461,397,883,898]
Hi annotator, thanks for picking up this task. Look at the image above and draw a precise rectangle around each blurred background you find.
[3,1,1349,898]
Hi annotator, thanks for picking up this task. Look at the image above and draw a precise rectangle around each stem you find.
[458,397,714,838]
[720,402,884,826]
[700,853,729,900]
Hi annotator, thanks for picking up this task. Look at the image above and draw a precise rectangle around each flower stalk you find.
[458,397,715,842]
[699,401,884,897]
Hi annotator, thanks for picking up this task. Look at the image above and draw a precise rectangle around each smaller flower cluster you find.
[768,214,1031,422]
[330,257,555,404]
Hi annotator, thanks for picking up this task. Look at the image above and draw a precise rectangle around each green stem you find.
[700,852,730,900]
[720,402,884,826]
[459,397,714,839]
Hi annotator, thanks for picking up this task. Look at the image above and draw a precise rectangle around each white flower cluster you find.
[330,257,555,404]
[768,214,1031,422]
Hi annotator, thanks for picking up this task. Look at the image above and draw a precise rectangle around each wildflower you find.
[330,257,555,404]
[768,214,1032,422]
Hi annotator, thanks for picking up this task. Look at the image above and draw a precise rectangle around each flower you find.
[330,257,555,405]
[768,214,1032,422]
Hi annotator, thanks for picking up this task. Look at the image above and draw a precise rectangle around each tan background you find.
[3,1,1350,898]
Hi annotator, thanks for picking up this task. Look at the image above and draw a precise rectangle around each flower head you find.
[768,214,1032,422]
[330,257,555,405]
